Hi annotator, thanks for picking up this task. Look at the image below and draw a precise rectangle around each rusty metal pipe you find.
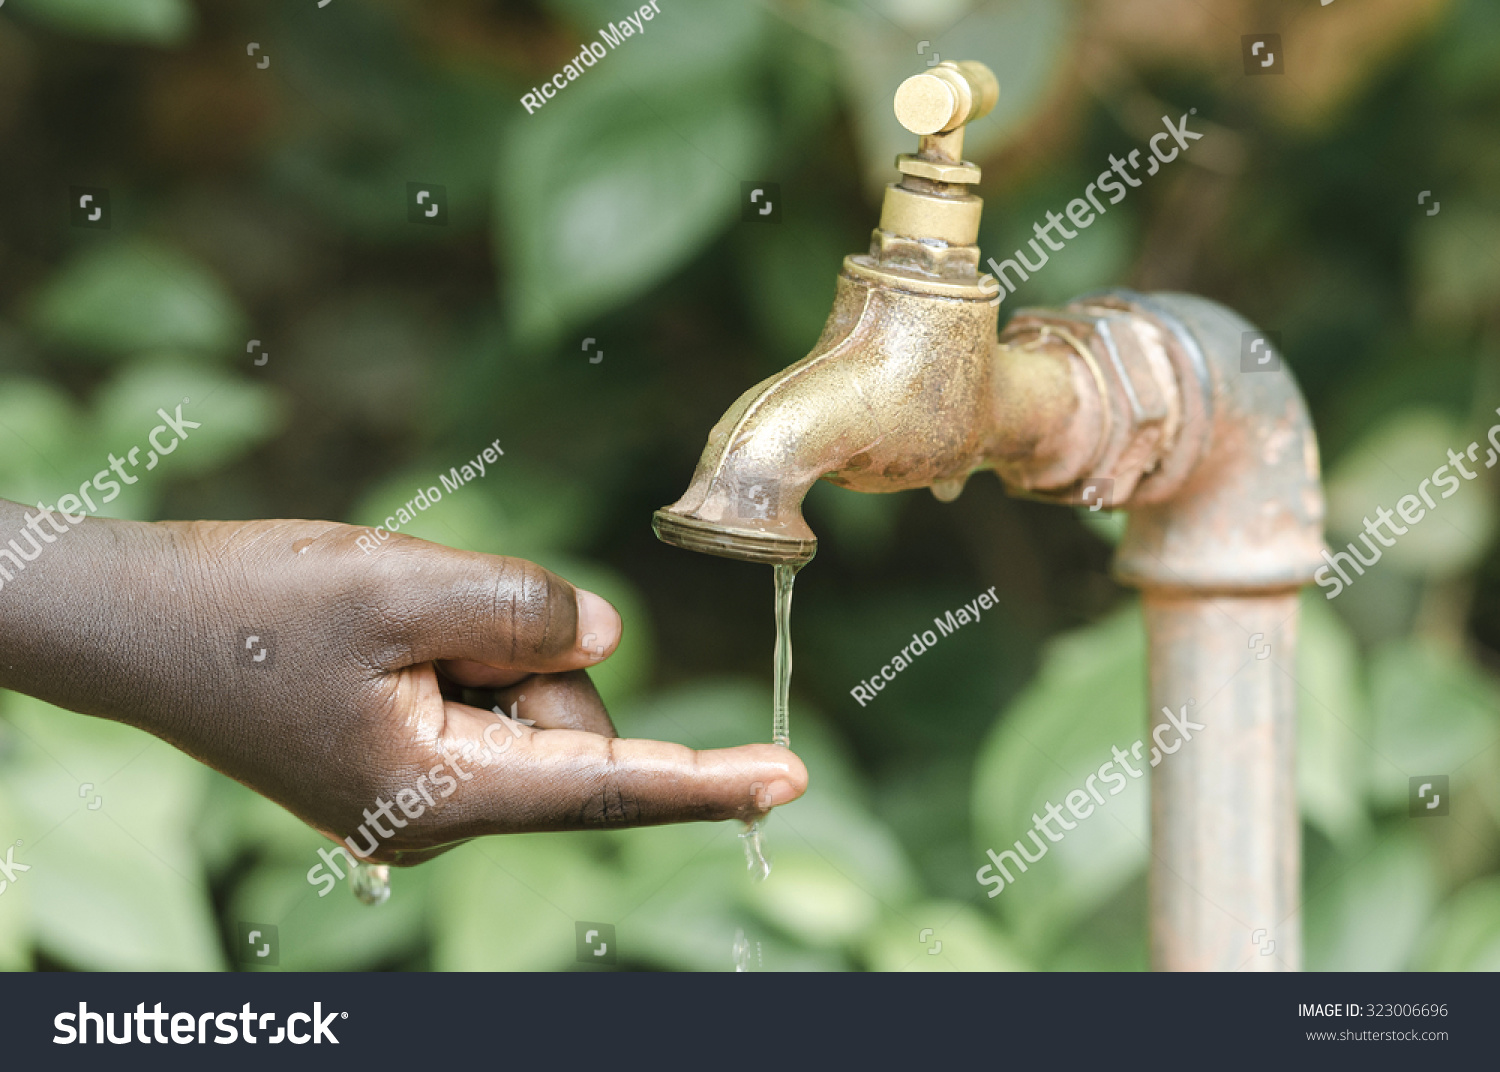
[1144,592,1302,971]
[1112,293,1325,971]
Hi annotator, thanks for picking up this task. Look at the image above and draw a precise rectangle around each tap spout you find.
[654,256,1081,565]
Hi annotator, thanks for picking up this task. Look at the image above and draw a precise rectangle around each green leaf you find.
[1412,205,1500,324]
[606,825,763,970]
[0,778,32,970]
[1367,638,1500,807]
[429,835,617,971]
[615,681,916,965]
[746,851,880,948]
[265,65,506,243]
[1325,409,1496,579]
[427,821,852,972]
[1296,592,1370,845]
[541,0,767,91]
[228,855,430,972]
[193,773,323,876]
[1,694,221,970]
[863,900,1028,971]
[348,457,599,562]
[1076,504,1127,545]
[597,814,857,971]
[737,215,852,368]
[619,841,848,970]
[0,378,88,504]
[1416,876,1500,971]
[1046,873,1148,971]
[497,9,770,345]
[7,0,194,46]
[0,361,279,523]
[980,184,1136,307]
[971,606,1148,955]
[88,358,282,486]
[1304,832,1436,970]
[31,241,246,359]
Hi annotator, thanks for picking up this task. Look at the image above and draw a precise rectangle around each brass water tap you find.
[653,61,1197,567]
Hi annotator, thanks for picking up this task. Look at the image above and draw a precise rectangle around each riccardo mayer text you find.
[520,1,663,115]
[358,439,501,554]
[850,586,998,707]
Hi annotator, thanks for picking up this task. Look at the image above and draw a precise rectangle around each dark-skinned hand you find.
[0,501,807,865]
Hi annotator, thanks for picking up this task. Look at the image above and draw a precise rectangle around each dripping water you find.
[740,562,800,881]
[351,861,391,906]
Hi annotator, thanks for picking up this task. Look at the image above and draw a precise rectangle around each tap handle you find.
[893,61,999,136]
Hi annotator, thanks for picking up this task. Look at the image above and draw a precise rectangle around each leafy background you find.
[1,0,1498,971]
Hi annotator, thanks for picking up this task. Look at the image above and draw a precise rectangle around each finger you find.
[314,834,467,869]
[436,660,529,689]
[427,716,808,836]
[434,670,616,735]
[379,543,621,673]
[389,841,470,867]
[492,670,617,737]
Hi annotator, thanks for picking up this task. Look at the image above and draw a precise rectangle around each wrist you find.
[0,499,183,725]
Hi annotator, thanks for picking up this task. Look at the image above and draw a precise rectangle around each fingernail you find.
[576,589,620,658]
[764,779,798,807]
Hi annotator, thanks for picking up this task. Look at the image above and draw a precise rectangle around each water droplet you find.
[733,928,751,972]
[740,820,771,880]
[930,476,966,503]
[351,862,390,906]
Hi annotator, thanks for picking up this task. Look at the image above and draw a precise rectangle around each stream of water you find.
[739,562,801,882]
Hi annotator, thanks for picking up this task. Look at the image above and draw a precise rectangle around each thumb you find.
[379,545,620,674]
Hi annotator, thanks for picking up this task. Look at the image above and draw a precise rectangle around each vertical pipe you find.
[1143,590,1302,970]
[1105,293,1325,971]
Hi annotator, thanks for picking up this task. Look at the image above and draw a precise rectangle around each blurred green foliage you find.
[0,0,1498,971]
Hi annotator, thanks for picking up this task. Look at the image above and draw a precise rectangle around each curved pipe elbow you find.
[1111,292,1326,593]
